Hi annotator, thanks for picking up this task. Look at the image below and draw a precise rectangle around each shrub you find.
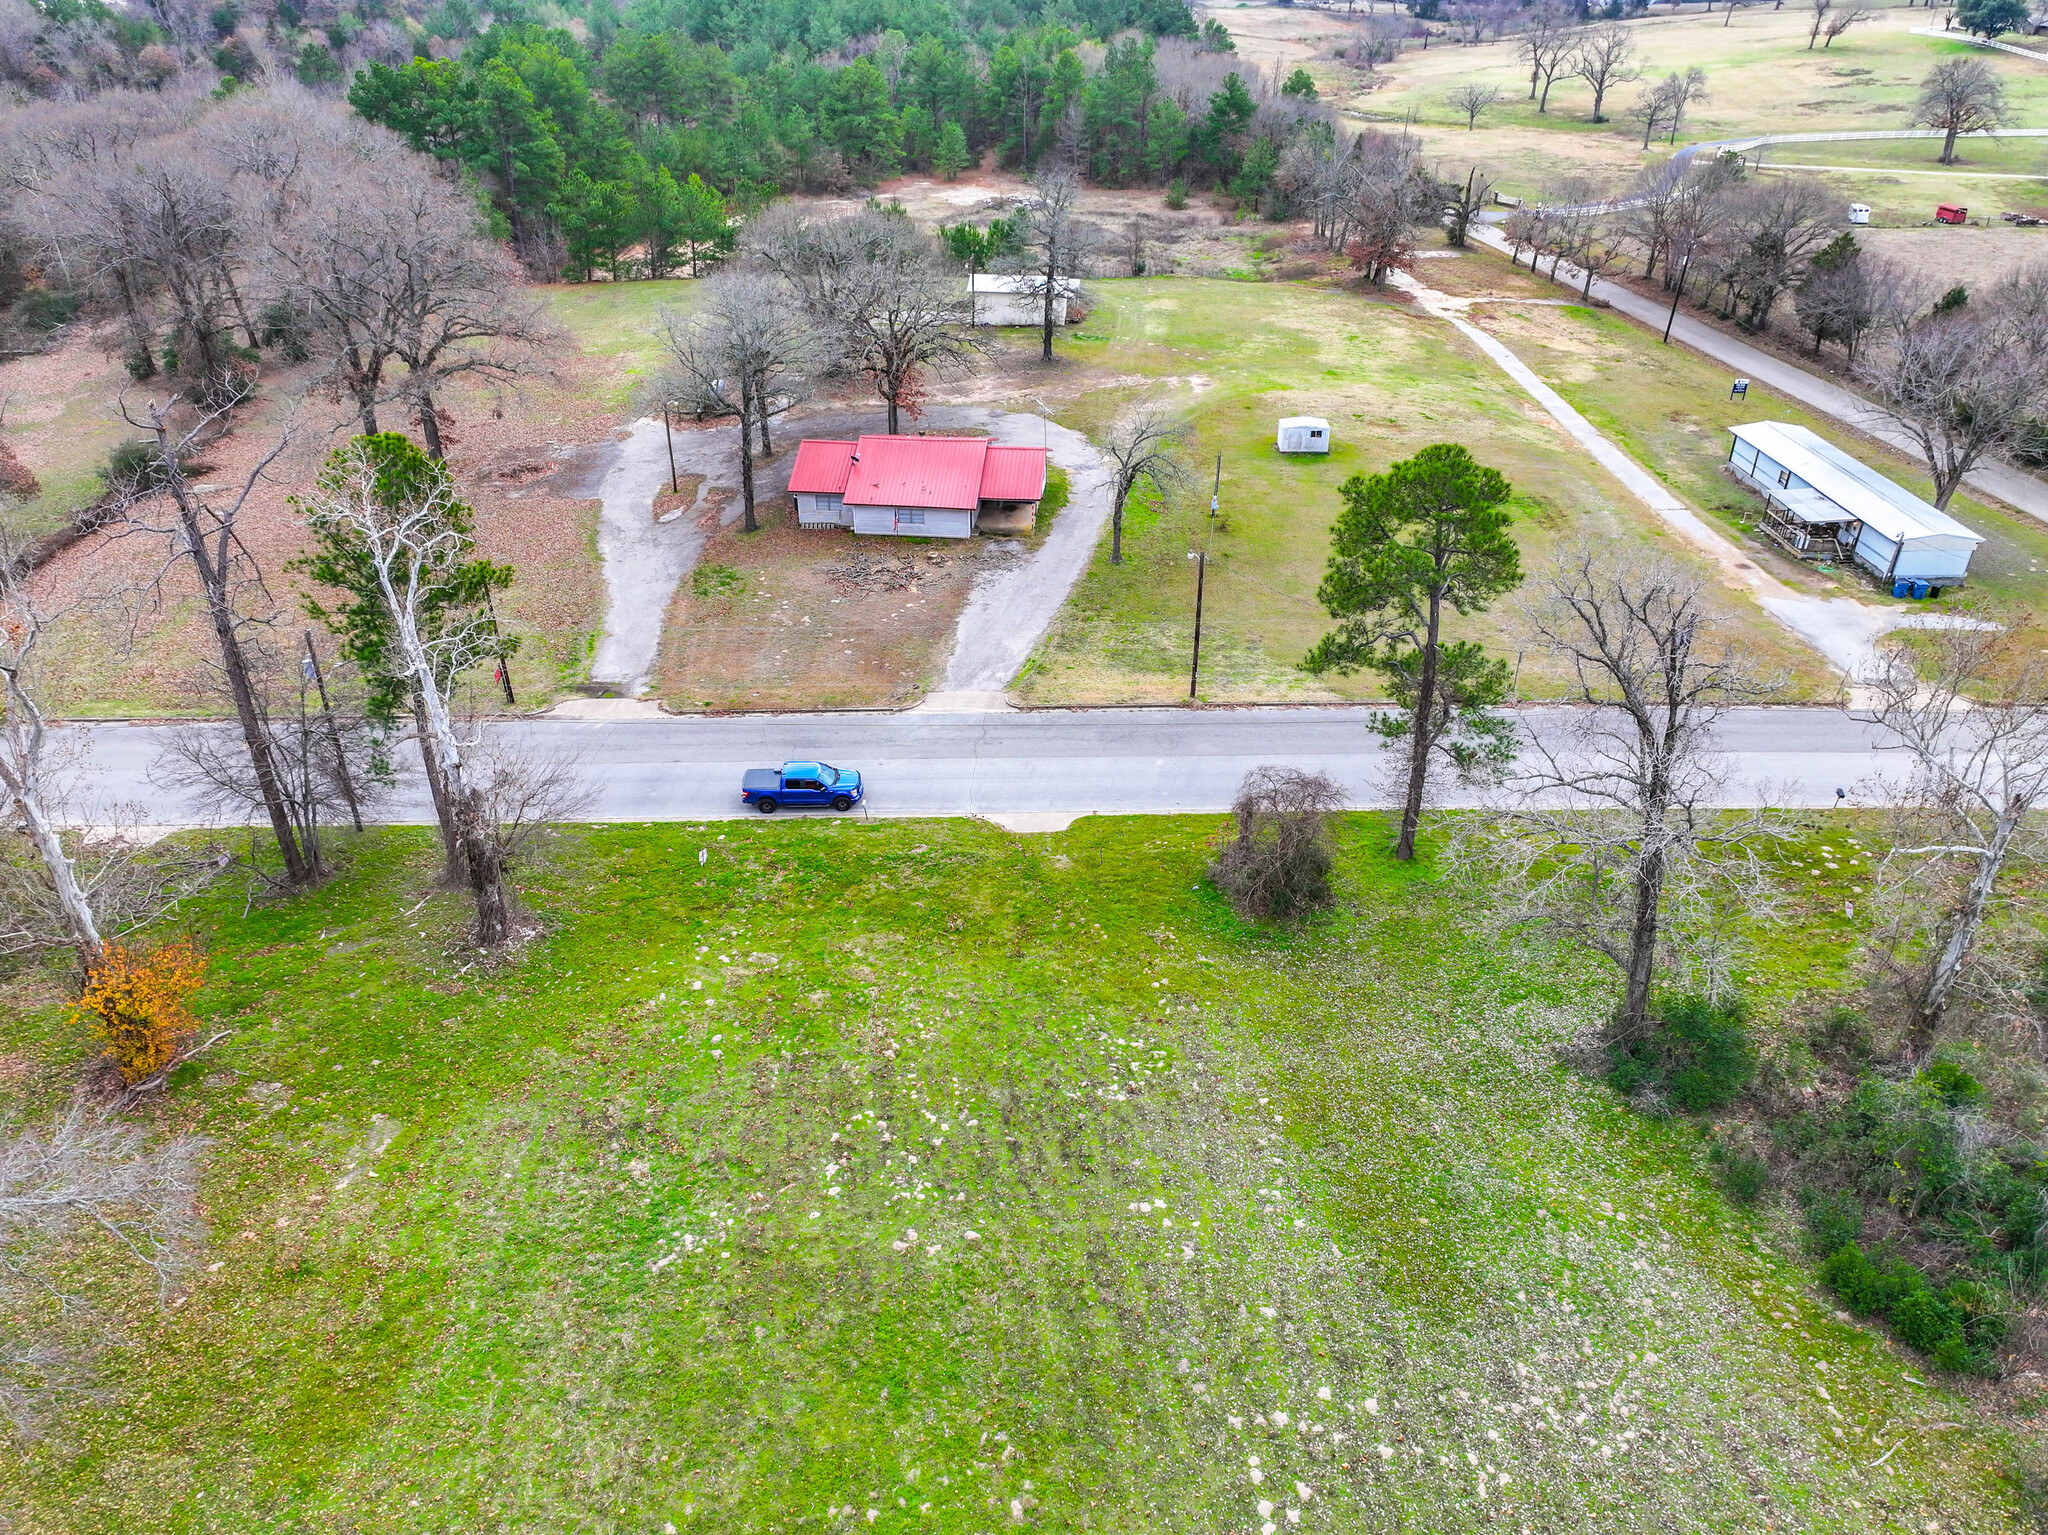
[11,288,78,331]
[1890,1283,1962,1352]
[1807,1004,1870,1060]
[1207,766,1344,921]
[76,940,207,1085]
[1711,1143,1771,1204]
[1609,993,1755,1112]
[1800,1188,1863,1257]
[99,439,187,496]
[1819,1241,1914,1315]
[257,298,310,363]
[1918,1057,1985,1109]
[1165,178,1187,211]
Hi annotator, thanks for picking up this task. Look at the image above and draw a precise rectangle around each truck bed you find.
[741,769,782,793]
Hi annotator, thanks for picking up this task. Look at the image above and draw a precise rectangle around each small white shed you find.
[1848,203,1871,226]
[1277,416,1331,454]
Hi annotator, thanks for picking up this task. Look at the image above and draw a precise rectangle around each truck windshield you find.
[816,765,840,785]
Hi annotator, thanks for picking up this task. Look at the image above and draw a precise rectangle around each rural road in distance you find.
[70,706,1901,828]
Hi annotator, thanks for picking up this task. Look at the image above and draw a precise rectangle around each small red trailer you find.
[1935,204,1969,225]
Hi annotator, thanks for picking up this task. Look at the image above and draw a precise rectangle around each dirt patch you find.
[22,334,615,716]
[652,500,988,711]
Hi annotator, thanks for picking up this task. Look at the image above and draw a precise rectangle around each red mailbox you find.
[1935,204,1968,225]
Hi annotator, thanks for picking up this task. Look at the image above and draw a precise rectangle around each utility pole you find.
[662,403,679,494]
[1188,454,1221,701]
[302,629,363,833]
[1662,250,1693,345]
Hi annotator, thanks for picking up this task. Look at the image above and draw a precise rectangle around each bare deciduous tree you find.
[750,207,979,431]
[1813,0,1875,47]
[1472,548,1781,1040]
[117,402,311,886]
[1569,24,1642,124]
[1860,266,2048,509]
[1100,401,1191,565]
[654,273,818,533]
[1515,3,1577,110]
[1015,165,1090,365]
[0,1102,204,1441]
[1913,57,2008,165]
[1446,81,1502,130]
[1632,67,1709,148]
[154,649,385,879]
[0,528,103,967]
[1345,132,1439,283]
[1441,162,1496,249]
[1857,628,2048,1056]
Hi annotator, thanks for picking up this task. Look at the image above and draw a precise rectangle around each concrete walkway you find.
[1390,266,1905,679]
[1464,224,2048,527]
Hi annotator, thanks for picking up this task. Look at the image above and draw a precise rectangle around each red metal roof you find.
[792,434,1051,509]
[787,439,856,495]
[981,445,1048,502]
[843,435,989,510]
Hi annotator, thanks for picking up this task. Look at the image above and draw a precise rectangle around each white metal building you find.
[1725,421,1981,589]
[967,273,1076,327]
[1277,416,1331,454]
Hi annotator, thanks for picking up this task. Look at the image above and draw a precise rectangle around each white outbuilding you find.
[1725,420,1981,591]
[1277,416,1331,454]
[966,273,1077,327]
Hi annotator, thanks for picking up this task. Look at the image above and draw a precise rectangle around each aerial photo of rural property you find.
[7,0,2048,1526]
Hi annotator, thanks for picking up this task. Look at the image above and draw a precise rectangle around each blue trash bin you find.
[1911,580,1931,599]
[1893,579,1911,598]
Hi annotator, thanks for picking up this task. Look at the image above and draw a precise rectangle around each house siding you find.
[795,492,850,527]
[849,505,975,538]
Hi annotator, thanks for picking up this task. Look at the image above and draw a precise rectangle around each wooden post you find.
[663,404,679,494]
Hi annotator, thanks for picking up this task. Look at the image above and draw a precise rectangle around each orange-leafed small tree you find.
[76,941,207,1085]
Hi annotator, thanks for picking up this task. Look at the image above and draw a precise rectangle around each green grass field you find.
[1014,273,1830,706]
[0,817,2024,1531]
[1362,5,2048,205]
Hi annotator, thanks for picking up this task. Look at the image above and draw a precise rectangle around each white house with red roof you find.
[786,433,1048,539]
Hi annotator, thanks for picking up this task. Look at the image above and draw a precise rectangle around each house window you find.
[897,509,926,525]
[1777,468,1793,489]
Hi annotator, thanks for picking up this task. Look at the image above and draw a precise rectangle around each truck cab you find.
[740,762,863,814]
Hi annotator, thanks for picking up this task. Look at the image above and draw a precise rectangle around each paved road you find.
[70,706,1901,828]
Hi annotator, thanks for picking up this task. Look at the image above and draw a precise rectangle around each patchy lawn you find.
[1017,272,1831,706]
[0,816,2022,1531]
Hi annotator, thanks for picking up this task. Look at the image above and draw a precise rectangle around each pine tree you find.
[934,120,971,181]
[1304,445,1524,861]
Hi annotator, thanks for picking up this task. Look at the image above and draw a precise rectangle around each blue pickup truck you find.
[740,762,864,814]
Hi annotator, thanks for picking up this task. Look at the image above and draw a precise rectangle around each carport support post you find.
[662,405,678,494]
